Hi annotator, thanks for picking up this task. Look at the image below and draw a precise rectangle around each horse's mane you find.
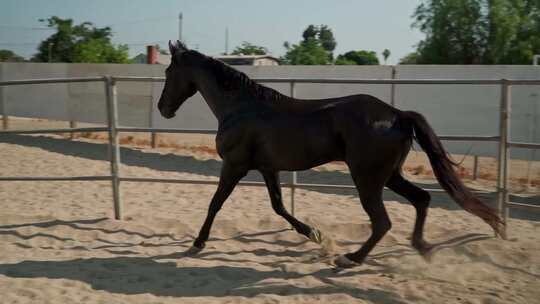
[192,51,289,102]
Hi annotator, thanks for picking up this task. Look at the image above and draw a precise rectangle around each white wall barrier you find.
[1,75,540,239]
[1,63,539,159]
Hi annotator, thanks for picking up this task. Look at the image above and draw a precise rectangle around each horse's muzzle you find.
[160,109,176,119]
[158,102,176,119]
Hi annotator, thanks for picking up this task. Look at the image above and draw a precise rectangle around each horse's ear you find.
[168,40,177,56]
[177,40,188,52]
[169,40,185,56]
[169,40,188,56]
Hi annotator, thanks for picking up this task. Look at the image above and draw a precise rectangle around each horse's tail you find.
[401,111,504,236]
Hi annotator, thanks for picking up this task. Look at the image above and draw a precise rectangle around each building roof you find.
[131,52,170,65]
[213,54,280,65]
[214,55,279,60]
[131,53,279,65]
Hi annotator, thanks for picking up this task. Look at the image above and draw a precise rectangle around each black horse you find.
[158,41,503,268]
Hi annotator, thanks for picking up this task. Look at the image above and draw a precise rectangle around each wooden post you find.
[151,133,157,148]
[472,155,479,180]
[105,76,122,220]
[0,86,7,130]
[1,114,7,130]
[390,66,396,107]
[496,80,510,238]
[69,121,77,139]
[148,45,158,148]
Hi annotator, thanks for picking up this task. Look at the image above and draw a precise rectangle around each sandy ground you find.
[1,118,540,303]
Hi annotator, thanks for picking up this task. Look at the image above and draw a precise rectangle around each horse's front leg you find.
[187,162,247,254]
[261,170,323,244]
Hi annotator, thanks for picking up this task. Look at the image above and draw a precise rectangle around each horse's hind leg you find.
[261,171,322,243]
[335,170,391,268]
[386,173,432,256]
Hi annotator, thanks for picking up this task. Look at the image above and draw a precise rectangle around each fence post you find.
[472,155,479,180]
[1,114,7,130]
[105,76,123,220]
[0,86,7,130]
[290,81,297,218]
[390,66,396,107]
[69,121,77,139]
[151,133,157,148]
[496,80,510,238]
[150,80,159,148]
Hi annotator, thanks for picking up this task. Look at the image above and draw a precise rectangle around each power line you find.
[0,25,53,30]
[104,15,177,27]
[0,42,41,46]
[0,41,169,47]
[121,41,169,46]
[0,15,176,31]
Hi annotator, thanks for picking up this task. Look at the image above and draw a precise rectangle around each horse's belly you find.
[254,119,343,171]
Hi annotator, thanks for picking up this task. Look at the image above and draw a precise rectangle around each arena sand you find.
[0,131,539,304]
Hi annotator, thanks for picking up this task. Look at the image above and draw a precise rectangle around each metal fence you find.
[1,75,540,238]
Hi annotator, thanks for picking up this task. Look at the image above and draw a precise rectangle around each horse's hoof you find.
[420,247,435,263]
[413,240,434,262]
[309,228,323,244]
[184,245,204,256]
[334,255,361,269]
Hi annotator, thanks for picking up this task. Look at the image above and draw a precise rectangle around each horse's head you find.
[158,40,198,119]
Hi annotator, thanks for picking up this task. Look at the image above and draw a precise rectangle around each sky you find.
[0,0,424,64]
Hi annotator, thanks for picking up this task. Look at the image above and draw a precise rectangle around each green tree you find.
[231,42,268,55]
[413,0,485,64]
[318,25,337,61]
[33,16,129,63]
[281,38,329,65]
[382,49,391,64]
[399,52,421,64]
[302,25,319,41]
[412,0,540,64]
[282,24,336,65]
[72,39,129,63]
[489,0,540,63]
[318,25,336,53]
[0,49,25,62]
[335,50,380,65]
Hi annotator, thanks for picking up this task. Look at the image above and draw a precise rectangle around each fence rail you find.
[0,76,105,86]
[0,127,109,134]
[1,76,540,238]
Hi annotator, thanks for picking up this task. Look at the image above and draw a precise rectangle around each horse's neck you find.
[194,66,332,121]
[193,70,248,122]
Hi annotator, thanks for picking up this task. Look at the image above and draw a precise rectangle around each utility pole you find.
[178,12,183,42]
[225,27,229,55]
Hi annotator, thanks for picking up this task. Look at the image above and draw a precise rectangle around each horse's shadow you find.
[2,216,538,300]
[0,255,405,302]
[0,218,407,302]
